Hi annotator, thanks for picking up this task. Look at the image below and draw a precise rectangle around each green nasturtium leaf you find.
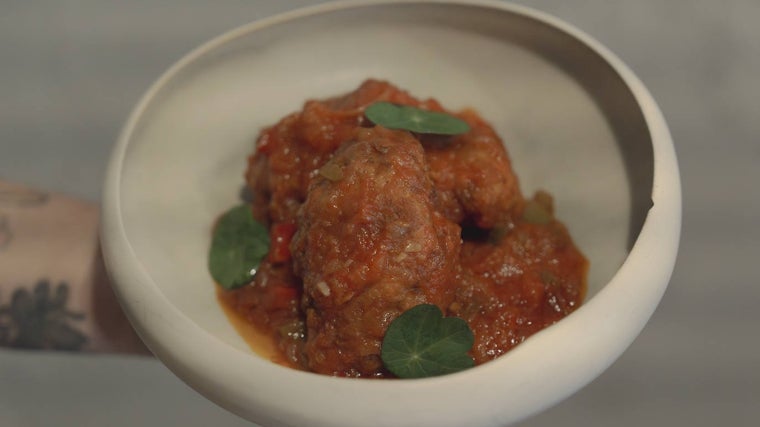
[381,304,475,378]
[208,204,270,290]
[365,102,471,135]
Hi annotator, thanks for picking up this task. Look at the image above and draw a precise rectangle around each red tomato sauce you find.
[220,80,587,377]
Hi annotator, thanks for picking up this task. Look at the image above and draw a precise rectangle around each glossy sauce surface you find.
[220,80,587,377]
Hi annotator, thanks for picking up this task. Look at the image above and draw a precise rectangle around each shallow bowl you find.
[101,1,681,426]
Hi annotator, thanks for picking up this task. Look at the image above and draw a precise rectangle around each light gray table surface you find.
[1,1,758,426]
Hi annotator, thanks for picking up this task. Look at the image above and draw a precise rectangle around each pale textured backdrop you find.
[1,1,758,426]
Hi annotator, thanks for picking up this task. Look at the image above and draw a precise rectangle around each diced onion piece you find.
[316,281,331,296]
[318,162,343,181]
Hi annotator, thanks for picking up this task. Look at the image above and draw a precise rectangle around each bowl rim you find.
[100,1,681,426]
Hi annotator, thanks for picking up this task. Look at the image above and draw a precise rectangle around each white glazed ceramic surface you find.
[101,1,681,426]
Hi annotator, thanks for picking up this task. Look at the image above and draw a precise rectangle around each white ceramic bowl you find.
[101,1,681,426]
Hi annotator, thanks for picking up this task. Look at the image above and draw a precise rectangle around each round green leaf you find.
[381,304,475,378]
[208,204,270,289]
[365,102,471,135]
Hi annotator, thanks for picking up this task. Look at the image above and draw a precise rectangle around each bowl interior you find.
[119,2,652,352]
[110,2,660,426]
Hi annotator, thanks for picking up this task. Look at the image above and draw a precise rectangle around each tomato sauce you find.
[220,80,587,377]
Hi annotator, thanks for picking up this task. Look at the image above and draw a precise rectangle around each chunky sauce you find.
[220,80,587,377]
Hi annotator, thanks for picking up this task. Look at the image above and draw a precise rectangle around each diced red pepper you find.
[268,221,297,264]
[256,130,275,155]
